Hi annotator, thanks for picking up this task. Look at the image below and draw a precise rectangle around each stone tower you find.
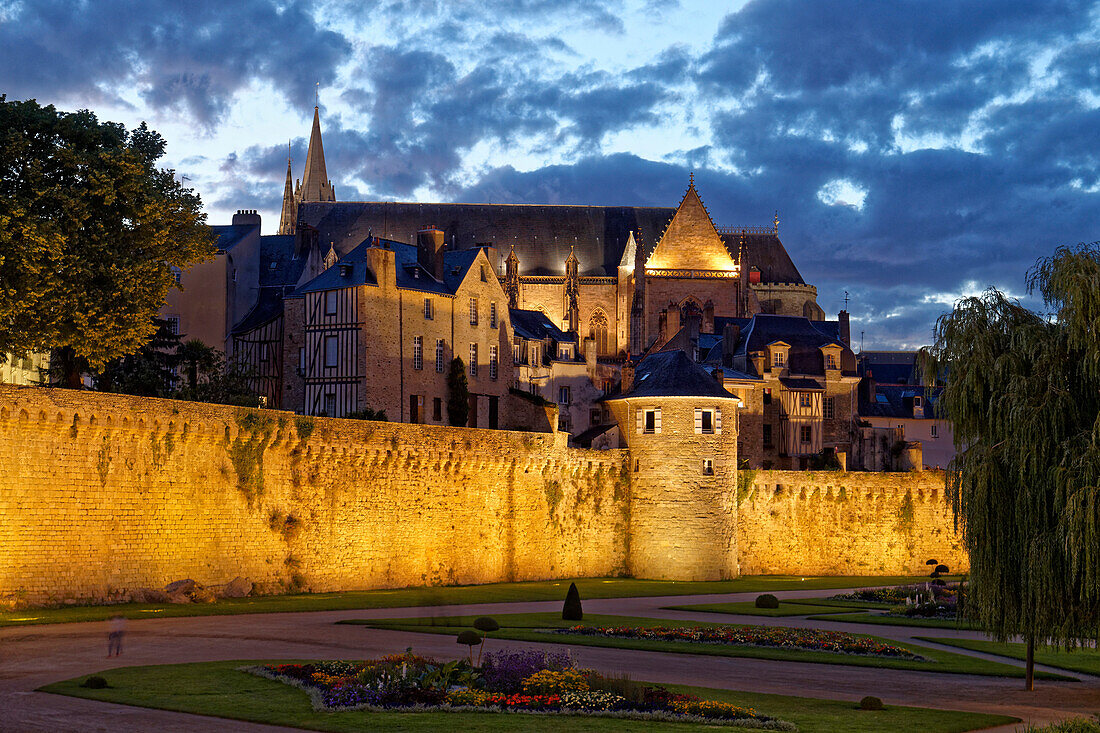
[606,351,741,580]
[298,106,336,203]
[277,144,296,235]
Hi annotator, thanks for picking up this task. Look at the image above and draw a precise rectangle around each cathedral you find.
[165,106,865,469]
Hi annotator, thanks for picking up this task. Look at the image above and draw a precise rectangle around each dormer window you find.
[773,350,785,367]
[826,354,837,370]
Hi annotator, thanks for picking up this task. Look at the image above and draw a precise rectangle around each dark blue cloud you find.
[0,0,350,125]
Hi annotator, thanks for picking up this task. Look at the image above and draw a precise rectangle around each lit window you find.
[800,425,812,443]
[435,339,445,373]
[424,298,433,319]
[800,393,812,408]
[559,386,571,405]
[413,336,423,370]
[469,297,478,325]
[489,345,498,380]
[469,343,478,376]
[702,458,714,475]
[324,335,338,368]
[490,301,497,328]
[324,291,337,316]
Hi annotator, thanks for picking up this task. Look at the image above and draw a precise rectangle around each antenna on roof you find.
[843,290,850,309]
[861,330,865,354]
[315,82,320,107]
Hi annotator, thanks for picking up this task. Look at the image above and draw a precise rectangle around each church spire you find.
[300,104,336,203]
[277,141,296,235]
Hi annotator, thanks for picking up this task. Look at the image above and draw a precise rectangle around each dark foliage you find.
[562,581,583,620]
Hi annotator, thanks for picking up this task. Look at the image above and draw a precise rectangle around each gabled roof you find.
[612,350,735,400]
[291,237,383,295]
[734,313,857,377]
[859,384,944,419]
[645,179,737,272]
[510,309,572,342]
[210,223,256,252]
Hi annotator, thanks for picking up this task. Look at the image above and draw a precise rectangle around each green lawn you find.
[41,660,1018,733]
[665,598,891,618]
[343,612,1066,679]
[918,637,1100,676]
[808,612,982,630]
[0,575,947,629]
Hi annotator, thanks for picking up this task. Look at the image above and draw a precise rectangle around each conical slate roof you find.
[300,107,335,203]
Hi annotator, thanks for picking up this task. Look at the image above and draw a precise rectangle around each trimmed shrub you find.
[456,630,482,646]
[81,676,109,689]
[474,617,500,633]
[563,582,583,620]
[935,564,950,574]
[755,593,780,609]
[859,696,884,710]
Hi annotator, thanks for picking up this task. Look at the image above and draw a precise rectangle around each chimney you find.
[232,209,261,228]
[838,310,851,346]
[417,227,445,280]
[722,322,740,366]
[685,312,701,341]
[750,350,766,376]
[702,300,715,334]
[658,310,667,339]
[584,337,597,372]
[665,303,680,338]
[621,359,635,394]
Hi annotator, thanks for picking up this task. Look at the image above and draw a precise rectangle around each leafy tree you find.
[95,319,181,396]
[0,96,215,386]
[177,339,219,393]
[924,242,1100,690]
[174,355,259,407]
[447,357,470,426]
[345,407,388,421]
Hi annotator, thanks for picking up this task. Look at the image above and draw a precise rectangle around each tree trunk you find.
[1025,637,1035,691]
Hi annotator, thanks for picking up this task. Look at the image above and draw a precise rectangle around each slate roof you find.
[291,238,382,295]
[780,377,825,391]
[232,289,285,335]
[734,314,856,376]
[859,384,944,419]
[510,309,573,342]
[210,223,255,252]
[572,422,615,448]
[298,201,805,283]
[858,351,920,384]
[612,350,735,400]
[231,234,311,335]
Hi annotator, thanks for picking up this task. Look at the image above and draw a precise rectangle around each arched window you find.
[680,298,702,322]
[589,310,610,355]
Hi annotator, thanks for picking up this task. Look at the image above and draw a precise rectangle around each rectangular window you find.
[433,397,443,421]
[424,298,433,319]
[702,458,714,475]
[800,393,812,408]
[435,339,445,372]
[591,408,602,425]
[480,265,487,282]
[763,387,772,405]
[165,316,180,335]
[469,297,478,326]
[324,335,338,368]
[763,423,773,446]
[489,301,497,328]
[931,424,939,438]
[800,425,812,443]
[324,392,336,417]
[172,269,181,285]
[637,407,661,435]
[826,353,837,370]
[773,350,785,367]
[489,345,498,380]
[469,343,478,376]
[531,343,540,365]
[695,408,715,434]
[824,396,836,419]
[410,394,423,423]
[298,347,305,374]
[413,336,423,370]
[259,343,270,362]
[559,386,571,405]
[324,291,337,316]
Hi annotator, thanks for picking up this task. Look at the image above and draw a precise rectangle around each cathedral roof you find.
[298,199,806,284]
[646,178,737,272]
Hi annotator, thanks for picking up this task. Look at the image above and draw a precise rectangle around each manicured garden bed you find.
[247,650,795,728]
[0,575,945,628]
[344,612,1068,678]
[41,659,1020,733]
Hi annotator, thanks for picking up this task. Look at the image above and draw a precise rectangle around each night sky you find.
[2,0,1098,349]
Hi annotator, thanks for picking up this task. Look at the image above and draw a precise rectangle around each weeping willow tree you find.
[924,242,1100,689]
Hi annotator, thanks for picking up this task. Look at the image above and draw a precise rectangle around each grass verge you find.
[0,575,946,629]
[808,612,982,630]
[41,660,1018,733]
[918,638,1100,676]
[343,612,1067,679]
[665,598,890,618]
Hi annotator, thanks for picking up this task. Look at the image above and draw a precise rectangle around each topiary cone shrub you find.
[472,617,499,664]
[562,582,583,620]
[859,696,884,710]
[81,676,109,689]
[755,593,779,609]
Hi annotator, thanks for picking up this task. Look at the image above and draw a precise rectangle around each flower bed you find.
[558,624,923,659]
[833,584,963,620]
[247,649,796,730]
